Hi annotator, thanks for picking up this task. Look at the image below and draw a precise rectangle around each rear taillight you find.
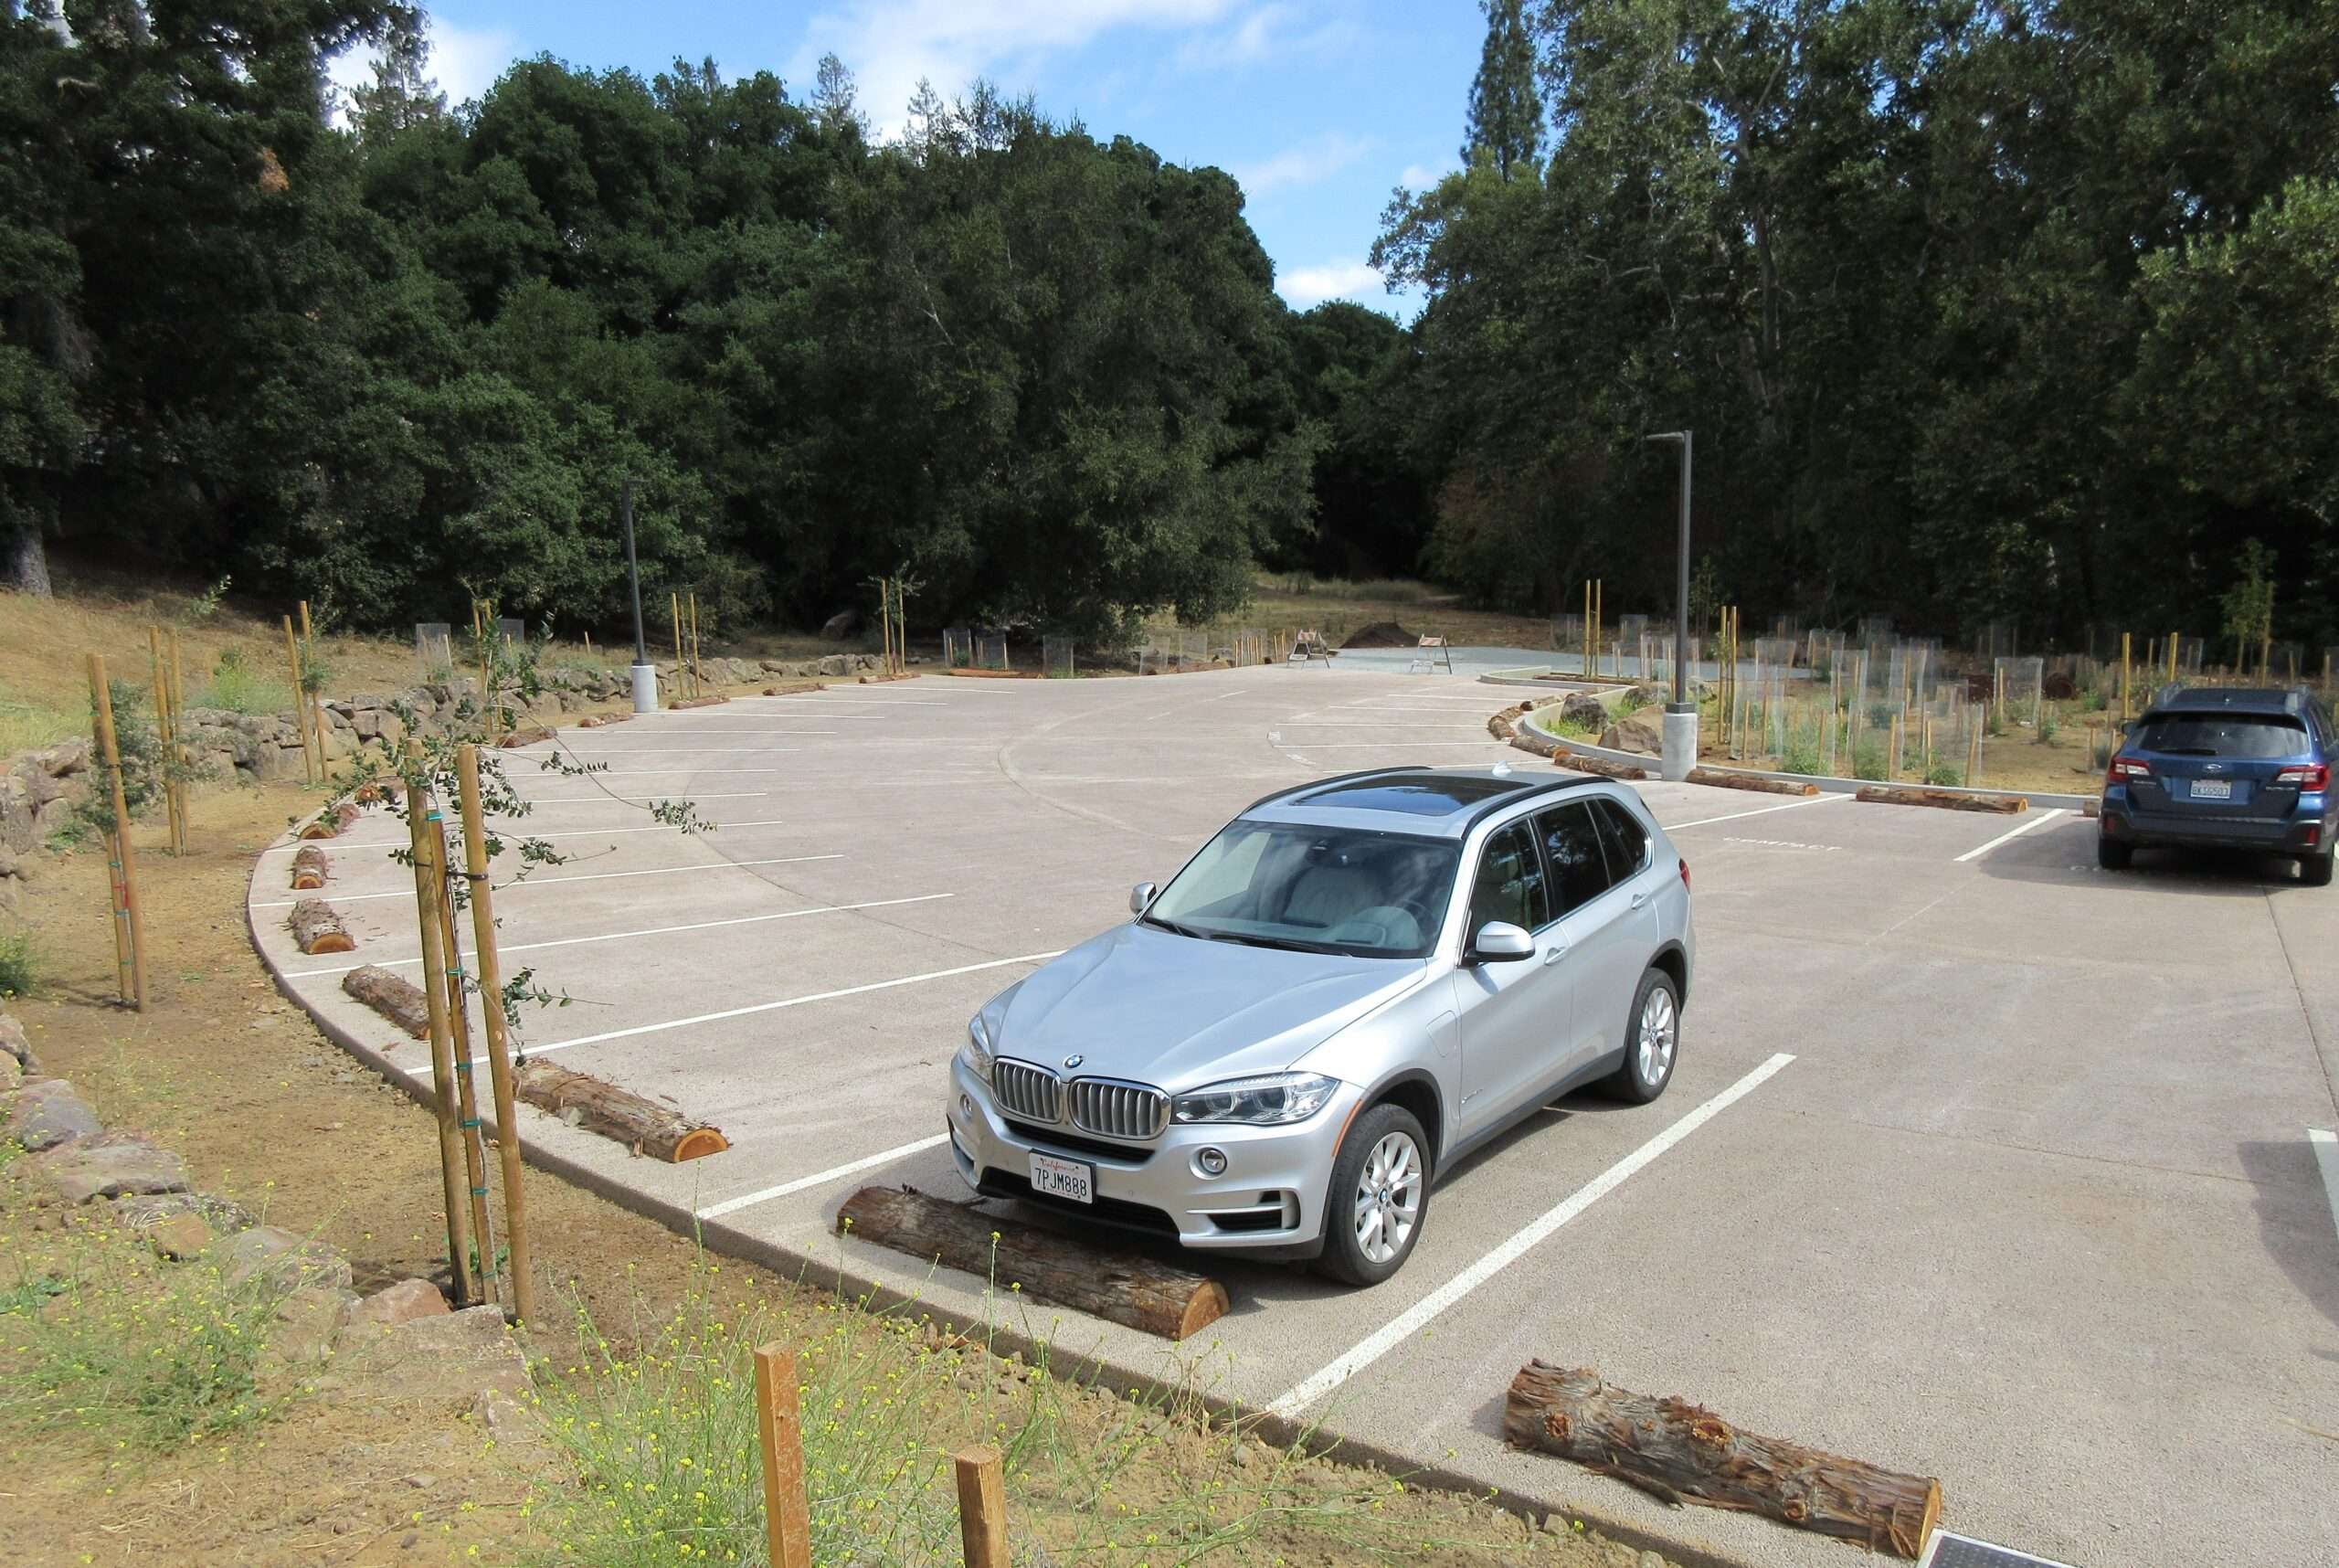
[1678,857,1691,892]
[2276,762,2331,790]
[2106,755,2151,784]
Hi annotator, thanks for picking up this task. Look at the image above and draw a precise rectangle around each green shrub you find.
[1780,731,1824,776]
[196,645,291,715]
[2036,707,2059,744]
[1926,761,1964,787]
[1616,688,1648,716]
[1853,736,1889,781]
[0,927,35,1000]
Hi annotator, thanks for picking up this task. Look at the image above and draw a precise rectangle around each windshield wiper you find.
[1141,915,1209,939]
[1204,930,1343,954]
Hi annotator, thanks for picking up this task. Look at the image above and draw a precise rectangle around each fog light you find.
[958,1094,975,1121]
[1195,1147,1229,1178]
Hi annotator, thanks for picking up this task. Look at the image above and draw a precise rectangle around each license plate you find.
[1028,1152,1094,1204]
[2189,779,2232,800]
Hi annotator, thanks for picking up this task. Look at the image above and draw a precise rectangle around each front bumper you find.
[946,1056,1362,1255]
[2101,795,2332,855]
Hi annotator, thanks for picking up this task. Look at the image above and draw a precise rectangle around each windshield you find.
[1143,822,1458,959]
[2136,714,2306,760]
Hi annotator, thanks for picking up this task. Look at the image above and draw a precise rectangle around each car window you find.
[1143,822,1459,959]
[2134,714,2307,759]
[1467,821,1550,934]
[1535,803,1615,915]
[1591,798,1649,881]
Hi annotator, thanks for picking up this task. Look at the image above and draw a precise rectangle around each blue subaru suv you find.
[2100,687,2336,885]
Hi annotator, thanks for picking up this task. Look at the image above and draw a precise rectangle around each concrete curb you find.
[1514,709,2100,811]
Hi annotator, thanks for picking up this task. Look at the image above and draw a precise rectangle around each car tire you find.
[1605,968,1680,1105]
[1317,1102,1432,1287]
[2097,836,2133,871]
[2302,852,2334,887]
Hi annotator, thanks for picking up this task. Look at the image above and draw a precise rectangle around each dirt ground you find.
[1,765,1673,1568]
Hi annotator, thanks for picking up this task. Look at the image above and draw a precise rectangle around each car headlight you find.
[1171,1072,1339,1126]
[958,1013,995,1083]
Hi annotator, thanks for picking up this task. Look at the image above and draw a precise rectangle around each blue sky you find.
[349,2,1486,316]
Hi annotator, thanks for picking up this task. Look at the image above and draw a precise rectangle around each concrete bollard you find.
[630,662,660,714]
[1661,705,1698,782]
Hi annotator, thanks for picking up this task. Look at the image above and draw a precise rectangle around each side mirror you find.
[1468,920,1534,963]
[1129,882,1158,916]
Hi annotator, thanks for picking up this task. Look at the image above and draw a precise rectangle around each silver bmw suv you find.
[947,766,1695,1285]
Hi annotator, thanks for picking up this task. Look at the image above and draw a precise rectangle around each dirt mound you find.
[1341,620,1419,649]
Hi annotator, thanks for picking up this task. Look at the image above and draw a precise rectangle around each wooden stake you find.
[282,615,315,784]
[879,578,894,679]
[2120,631,2133,721]
[165,628,190,853]
[457,745,534,1325]
[583,630,593,661]
[435,853,498,1306]
[671,591,688,698]
[298,600,326,782]
[687,592,705,694]
[954,1446,1011,1568]
[89,654,147,1011]
[2167,630,2178,683]
[753,1344,815,1568]
[146,627,181,855]
[405,744,479,1307]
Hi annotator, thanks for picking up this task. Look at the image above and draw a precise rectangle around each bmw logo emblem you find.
[1063,1054,1085,1070]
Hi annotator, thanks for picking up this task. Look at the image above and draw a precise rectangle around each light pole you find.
[1646,431,1694,780]
[620,479,658,713]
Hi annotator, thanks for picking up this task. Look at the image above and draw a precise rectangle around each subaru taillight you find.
[2276,762,2331,790]
[2106,755,2151,784]
[1678,857,1691,892]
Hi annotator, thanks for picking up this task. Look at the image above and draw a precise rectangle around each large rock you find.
[337,1304,530,1403]
[0,1012,34,1070]
[820,609,861,641]
[148,1212,214,1261]
[221,1224,355,1294]
[344,1277,451,1333]
[37,1136,191,1203]
[817,653,851,677]
[114,1189,259,1235]
[1600,709,1666,756]
[1558,693,1608,728]
[7,1077,101,1151]
[270,1286,358,1365]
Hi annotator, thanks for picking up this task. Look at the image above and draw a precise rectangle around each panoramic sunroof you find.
[1296,774,1527,816]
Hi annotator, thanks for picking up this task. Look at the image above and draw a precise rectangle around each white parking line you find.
[2311,1129,2339,1251]
[525,950,1064,1057]
[1274,723,1496,731]
[1953,808,2070,863]
[259,819,793,854]
[517,791,774,804]
[1265,1052,1795,1418]
[249,853,843,908]
[279,894,957,979]
[1664,793,1847,832]
[524,768,803,776]
[695,1135,952,1221]
[1275,741,1509,749]
[542,747,828,754]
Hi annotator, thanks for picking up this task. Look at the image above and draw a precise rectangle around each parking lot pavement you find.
[251,668,2339,1568]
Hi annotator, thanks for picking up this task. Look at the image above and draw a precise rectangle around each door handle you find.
[1541,945,1568,965]
[1629,888,1649,910]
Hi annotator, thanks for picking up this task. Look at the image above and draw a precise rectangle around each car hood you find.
[995,923,1424,1091]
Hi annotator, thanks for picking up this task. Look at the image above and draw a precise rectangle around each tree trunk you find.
[513,1059,727,1161]
[288,898,355,954]
[1505,1361,1941,1560]
[291,844,329,890]
[1854,785,2026,814]
[1553,748,1649,781]
[1687,767,1818,797]
[4,526,52,597]
[833,1185,1229,1342]
[344,964,429,1039]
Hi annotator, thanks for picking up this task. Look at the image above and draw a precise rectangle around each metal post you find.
[1648,430,1697,780]
[621,480,657,712]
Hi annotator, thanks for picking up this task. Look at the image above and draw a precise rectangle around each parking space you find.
[249,667,2339,1568]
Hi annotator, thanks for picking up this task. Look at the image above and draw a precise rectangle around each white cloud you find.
[1279,259,1385,311]
[1398,162,1452,191]
[324,18,521,120]
[794,0,1239,138]
[1174,2,1349,69]
[1231,132,1371,197]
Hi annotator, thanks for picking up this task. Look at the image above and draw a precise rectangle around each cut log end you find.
[290,844,330,891]
[289,898,355,955]
[670,1128,729,1162]
[515,1059,725,1165]
[298,802,360,840]
[1688,767,1820,797]
[1178,1280,1233,1341]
